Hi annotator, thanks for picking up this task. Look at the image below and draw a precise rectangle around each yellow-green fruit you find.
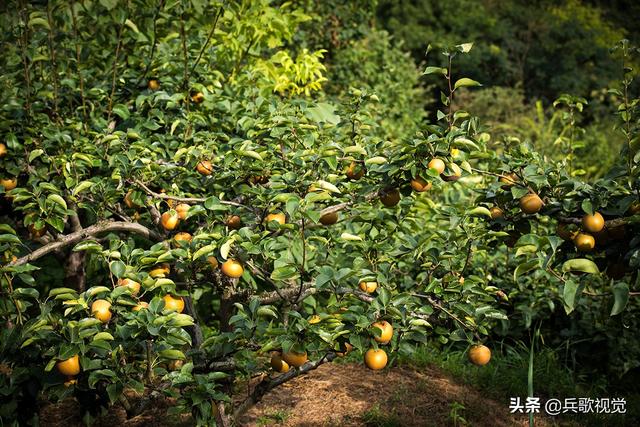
[160,211,179,230]
[364,348,388,370]
[468,345,491,366]
[162,295,185,313]
[221,259,244,278]
[270,353,289,373]
[359,281,377,293]
[574,233,595,252]
[118,278,141,296]
[372,320,393,344]
[148,79,160,91]
[519,194,543,214]
[175,203,190,220]
[282,351,307,368]
[56,355,80,376]
[489,207,503,219]
[265,212,286,225]
[582,212,605,233]
[91,299,112,323]
[319,212,339,225]
[427,158,446,174]
[0,178,17,191]
[410,177,432,192]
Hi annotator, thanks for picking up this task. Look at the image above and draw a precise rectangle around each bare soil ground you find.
[240,363,548,427]
[40,362,549,426]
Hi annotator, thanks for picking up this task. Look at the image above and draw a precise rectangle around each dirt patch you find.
[240,363,548,427]
[39,363,549,426]
[39,392,191,427]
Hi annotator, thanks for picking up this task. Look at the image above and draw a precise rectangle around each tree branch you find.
[233,352,337,419]
[258,284,373,305]
[412,293,480,339]
[133,179,248,209]
[557,215,637,229]
[9,221,162,267]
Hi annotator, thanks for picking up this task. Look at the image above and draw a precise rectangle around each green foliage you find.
[402,342,640,426]
[323,28,427,141]
[456,86,623,178]
[0,1,497,424]
[378,0,629,101]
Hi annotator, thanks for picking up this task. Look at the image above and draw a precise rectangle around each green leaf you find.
[86,286,111,297]
[112,104,130,120]
[513,260,538,282]
[99,0,119,11]
[159,349,186,360]
[515,245,538,257]
[46,194,67,210]
[93,332,114,341]
[72,181,95,195]
[220,239,233,260]
[313,180,341,193]
[340,232,363,241]
[456,43,474,53]
[109,260,126,278]
[193,244,216,261]
[454,78,482,90]
[28,17,50,30]
[240,150,263,161]
[124,19,139,33]
[45,216,65,233]
[581,199,594,216]
[562,279,582,314]
[467,207,491,217]
[364,157,387,166]
[271,265,299,281]
[305,103,340,125]
[13,288,39,299]
[610,283,629,316]
[378,288,390,307]
[423,66,447,75]
[0,234,21,244]
[28,149,44,163]
[257,306,278,318]
[73,240,103,252]
[0,224,16,234]
[562,259,599,274]
[167,314,195,327]
[49,287,78,298]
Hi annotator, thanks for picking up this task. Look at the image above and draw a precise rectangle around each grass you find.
[256,409,290,426]
[399,341,640,427]
[362,404,404,427]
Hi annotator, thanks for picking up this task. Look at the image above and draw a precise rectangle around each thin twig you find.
[69,0,87,122]
[412,292,479,338]
[190,5,224,75]
[46,2,59,117]
[107,7,129,122]
[132,179,249,209]
[137,0,166,85]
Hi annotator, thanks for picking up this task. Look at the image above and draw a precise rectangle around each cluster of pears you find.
[377,156,463,210]
[557,212,607,253]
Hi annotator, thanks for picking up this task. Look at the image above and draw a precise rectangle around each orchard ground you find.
[40,361,546,426]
